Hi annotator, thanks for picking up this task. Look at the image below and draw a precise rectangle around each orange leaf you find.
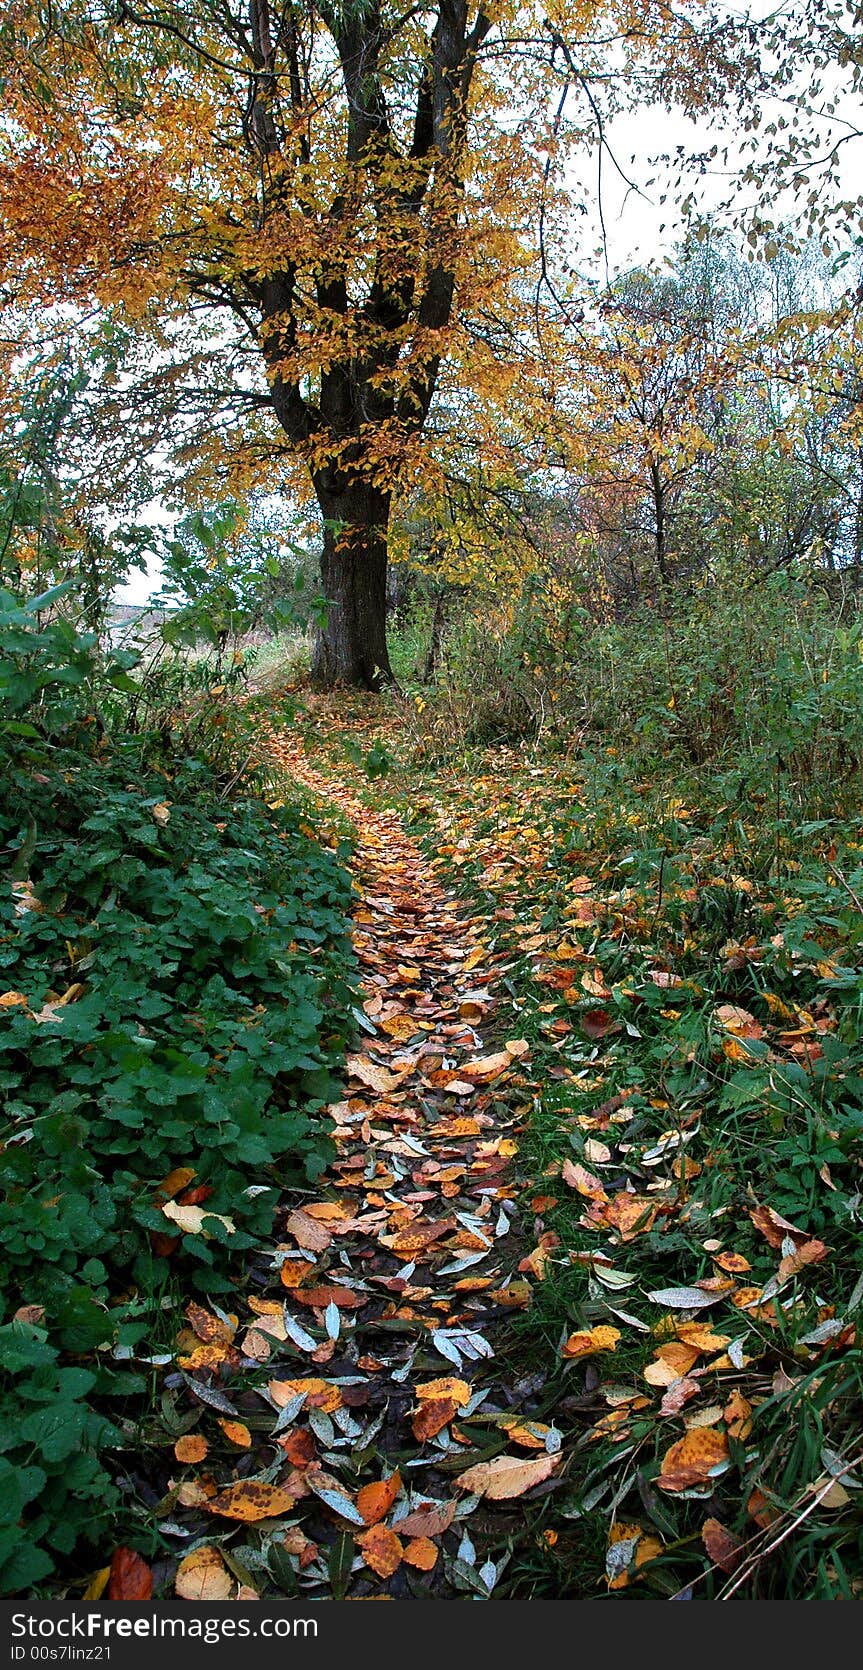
[356,1471,402,1526]
[658,1429,730,1493]
[206,1481,299,1522]
[174,1434,209,1464]
[218,1420,251,1448]
[357,1523,404,1578]
[562,1325,620,1359]
[270,1377,342,1413]
[402,1536,438,1571]
[175,1546,232,1600]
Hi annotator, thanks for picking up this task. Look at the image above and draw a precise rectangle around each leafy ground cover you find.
[0,595,355,1595]
[6,605,863,1600]
[286,691,863,1600]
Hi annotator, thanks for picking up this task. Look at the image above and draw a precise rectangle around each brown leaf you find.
[714,1003,763,1039]
[379,1219,454,1256]
[284,1208,332,1252]
[660,1375,701,1416]
[347,1054,400,1094]
[701,1517,742,1574]
[280,1429,316,1467]
[175,1546,233,1600]
[581,1008,619,1039]
[777,1237,828,1284]
[107,1547,153,1600]
[749,1203,807,1249]
[185,1301,236,1345]
[412,1397,461,1441]
[284,1283,364,1309]
[395,1500,456,1538]
[456,1451,560,1500]
[156,1165,196,1199]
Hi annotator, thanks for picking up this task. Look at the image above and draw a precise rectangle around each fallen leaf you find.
[218,1420,251,1448]
[347,1055,400,1094]
[107,1548,153,1600]
[658,1429,730,1493]
[562,1325,620,1359]
[701,1517,742,1574]
[157,1166,196,1199]
[161,1201,235,1237]
[395,1500,456,1538]
[356,1472,402,1526]
[749,1203,807,1249]
[776,1237,828,1284]
[402,1536,438,1571]
[562,1159,608,1201]
[606,1522,664,1589]
[456,1452,560,1500]
[175,1546,233,1599]
[714,1004,763,1038]
[646,1286,723,1310]
[206,1481,298,1521]
[270,1377,343,1414]
[174,1434,209,1464]
[357,1523,404,1578]
[82,1568,110,1602]
[284,1209,332,1253]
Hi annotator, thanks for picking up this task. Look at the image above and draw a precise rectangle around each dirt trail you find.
[241,723,559,1597]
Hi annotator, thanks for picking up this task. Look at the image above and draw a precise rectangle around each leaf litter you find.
[135,718,559,1600]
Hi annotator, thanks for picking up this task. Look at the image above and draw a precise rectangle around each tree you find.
[0,0,732,686]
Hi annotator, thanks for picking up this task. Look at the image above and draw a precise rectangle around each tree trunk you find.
[311,488,394,689]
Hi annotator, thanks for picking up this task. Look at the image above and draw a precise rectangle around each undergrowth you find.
[0,587,355,1594]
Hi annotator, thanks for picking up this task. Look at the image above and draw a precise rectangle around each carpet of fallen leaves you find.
[98,696,863,1603]
[109,716,572,1603]
[268,697,863,1601]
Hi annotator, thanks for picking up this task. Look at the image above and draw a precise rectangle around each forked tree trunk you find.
[311,488,394,689]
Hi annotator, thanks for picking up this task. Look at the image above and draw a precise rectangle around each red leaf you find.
[107,1547,153,1600]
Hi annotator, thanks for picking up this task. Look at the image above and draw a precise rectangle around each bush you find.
[0,582,356,1591]
[0,1321,122,1595]
[408,562,863,815]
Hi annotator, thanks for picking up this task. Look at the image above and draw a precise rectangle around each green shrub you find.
[0,580,356,1592]
[0,1321,122,1595]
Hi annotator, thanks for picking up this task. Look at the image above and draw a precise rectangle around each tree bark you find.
[310,488,394,689]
